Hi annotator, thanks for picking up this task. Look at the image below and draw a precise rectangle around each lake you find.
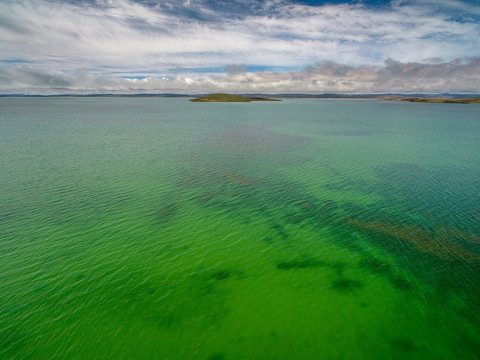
[1,98,479,359]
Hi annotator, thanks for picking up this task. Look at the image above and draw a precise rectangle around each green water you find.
[0,98,479,359]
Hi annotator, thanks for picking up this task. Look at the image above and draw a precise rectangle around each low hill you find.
[190,93,280,102]
[387,97,480,104]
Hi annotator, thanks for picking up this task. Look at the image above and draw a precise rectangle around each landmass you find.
[386,97,480,104]
[189,93,280,102]
[3,93,480,101]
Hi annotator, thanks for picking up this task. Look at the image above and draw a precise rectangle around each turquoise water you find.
[0,98,479,359]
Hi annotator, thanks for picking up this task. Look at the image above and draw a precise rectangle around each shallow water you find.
[0,98,479,359]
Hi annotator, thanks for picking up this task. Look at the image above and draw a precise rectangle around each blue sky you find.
[0,0,479,93]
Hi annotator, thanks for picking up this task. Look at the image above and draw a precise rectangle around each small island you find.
[387,97,480,104]
[190,93,280,102]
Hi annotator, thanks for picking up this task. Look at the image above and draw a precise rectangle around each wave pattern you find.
[0,98,479,359]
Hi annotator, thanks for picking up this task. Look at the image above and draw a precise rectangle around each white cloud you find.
[2,58,479,94]
[0,0,479,93]
[1,1,479,66]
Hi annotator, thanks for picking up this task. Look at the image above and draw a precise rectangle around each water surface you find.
[1,98,479,359]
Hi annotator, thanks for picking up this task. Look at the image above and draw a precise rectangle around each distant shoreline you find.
[1,93,479,102]
[189,93,280,102]
[384,97,480,104]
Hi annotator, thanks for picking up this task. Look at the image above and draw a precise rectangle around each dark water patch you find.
[345,220,426,262]
[196,190,224,206]
[184,167,268,210]
[286,213,307,224]
[221,125,310,153]
[349,218,480,309]
[391,337,416,353]
[355,249,416,293]
[277,258,325,270]
[327,163,480,280]
[276,257,348,278]
[263,236,274,244]
[221,172,263,187]
[450,328,480,358]
[181,164,341,237]
[390,277,414,291]
[65,265,229,331]
[287,199,339,227]
[139,275,229,329]
[212,271,231,281]
[348,219,480,264]
[331,278,364,292]
[328,227,367,255]
[209,269,245,282]
[270,223,290,240]
[156,203,178,224]
[339,202,371,220]
[190,267,245,299]
[453,296,480,328]
[434,228,480,256]
[435,228,480,245]
[180,154,479,313]
[147,312,181,330]
[375,163,480,233]
[330,261,346,276]
[359,257,391,275]
[208,353,226,360]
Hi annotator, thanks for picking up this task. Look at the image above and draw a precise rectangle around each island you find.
[189,93,280,102]
[386,97,480,104]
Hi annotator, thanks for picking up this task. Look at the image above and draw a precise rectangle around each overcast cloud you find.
[0,0,479,94]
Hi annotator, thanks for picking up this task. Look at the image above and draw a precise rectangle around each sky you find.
[0,0,479,94]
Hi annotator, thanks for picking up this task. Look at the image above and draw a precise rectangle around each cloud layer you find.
[2,58,479,94]
[0,0,479,93]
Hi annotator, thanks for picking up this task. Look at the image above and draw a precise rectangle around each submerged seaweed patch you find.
[208,353,226,360]
[330,261,346,276]
[391,337,416,353]
[359,257,391,275]
[263,236,274,244]
[390,277,414,291]
[211,271,231,281]
[286,199,338,227]
[276,258,325,270]
[220,125,310,154]
[156,203,178,224]
[359,257,413,291]
[349,219,480,264]
[177,138,480,327]
[270,223,290,240]
[331,278,364,292]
